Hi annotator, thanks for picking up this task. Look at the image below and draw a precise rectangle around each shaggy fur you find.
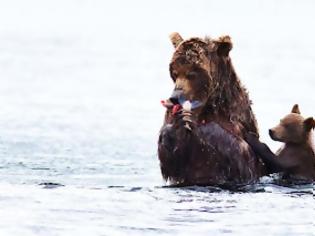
[246,104,315,182]
[158,33,266,186]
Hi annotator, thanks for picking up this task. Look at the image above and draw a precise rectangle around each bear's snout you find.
[269,129,275,139]
[169,89,184,105]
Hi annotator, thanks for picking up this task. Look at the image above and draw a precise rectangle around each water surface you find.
[0,0,314,235]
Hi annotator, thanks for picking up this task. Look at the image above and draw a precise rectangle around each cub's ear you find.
[214,35,233,57]
[291,104,301,114]
[169,32,184,48]
[304,117,315,130]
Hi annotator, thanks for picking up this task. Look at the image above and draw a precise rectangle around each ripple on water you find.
[0,178,313,236]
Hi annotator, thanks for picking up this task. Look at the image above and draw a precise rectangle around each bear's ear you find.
[214,35,233,57]
[169,32,184,48]
[304,117,315,130]
[291,104,301,114]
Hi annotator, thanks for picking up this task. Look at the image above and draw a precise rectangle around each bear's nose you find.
[269,129,274,138]
[169,90,183,105]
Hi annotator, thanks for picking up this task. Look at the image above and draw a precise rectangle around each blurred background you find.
[0,1,314,235]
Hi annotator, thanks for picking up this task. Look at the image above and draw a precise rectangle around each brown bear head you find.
[168,32,233,116]
[269,104,315,144]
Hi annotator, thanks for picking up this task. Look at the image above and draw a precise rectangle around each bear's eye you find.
[187,71,198,80]
[172,70,178,79]
[282,123,291,129]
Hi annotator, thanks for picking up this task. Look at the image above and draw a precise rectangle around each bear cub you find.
[246,104,315,182]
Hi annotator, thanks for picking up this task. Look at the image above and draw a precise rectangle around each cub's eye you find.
[282,123,291,129]
[187,71,198,80]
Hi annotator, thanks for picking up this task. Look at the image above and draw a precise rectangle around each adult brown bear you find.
[158,33,266,187]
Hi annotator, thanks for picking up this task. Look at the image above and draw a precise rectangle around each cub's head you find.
[269,104,315,143]
[167,32,233,113]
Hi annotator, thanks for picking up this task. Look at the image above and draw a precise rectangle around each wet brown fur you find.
[248,104,315,181]
[158,33,266,186]
[168,36,258,136]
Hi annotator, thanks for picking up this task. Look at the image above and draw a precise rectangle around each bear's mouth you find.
[161,99,174,109]
[161,99,182,115]
[161,99,203,112]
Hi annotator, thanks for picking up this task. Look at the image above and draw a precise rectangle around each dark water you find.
[0,0,314,235]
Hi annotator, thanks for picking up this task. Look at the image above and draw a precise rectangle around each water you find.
[0,0,314,235]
